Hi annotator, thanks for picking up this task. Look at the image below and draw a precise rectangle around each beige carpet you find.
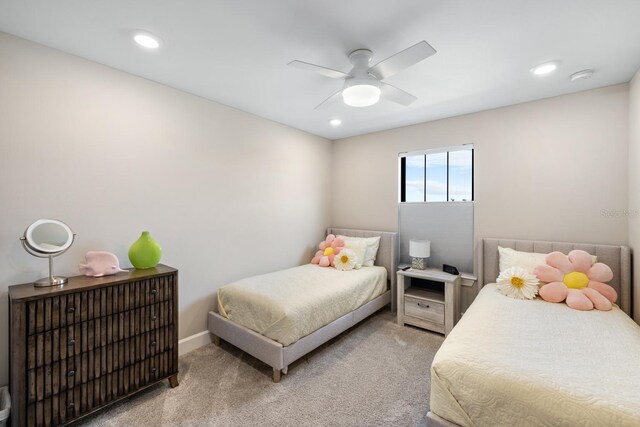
[78,311,444,427]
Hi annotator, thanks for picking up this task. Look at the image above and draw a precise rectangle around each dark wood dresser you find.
[8,264,179,427]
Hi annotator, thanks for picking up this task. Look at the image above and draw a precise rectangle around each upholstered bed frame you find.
[478,238,631,314]
[426,237,632,427]
[207,228,397,382]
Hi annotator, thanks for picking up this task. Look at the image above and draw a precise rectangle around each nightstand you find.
[396,268,461,336]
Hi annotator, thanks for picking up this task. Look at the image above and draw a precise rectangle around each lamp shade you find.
[409,239,430,258]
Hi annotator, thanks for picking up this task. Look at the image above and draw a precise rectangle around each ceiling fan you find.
[288,41,436,109]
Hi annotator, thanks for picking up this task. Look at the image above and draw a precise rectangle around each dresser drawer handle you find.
[68,339,76,347]
[151,289,158,295]
[417,303,430,309]
[67,307,76,314]
[68,402,75,409]
[67,370,76,377]
[151,367,157,374]
[151,314,157,321]
[151,341,157,347]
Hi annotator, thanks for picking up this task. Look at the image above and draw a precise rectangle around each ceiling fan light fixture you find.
[342,84,381,107]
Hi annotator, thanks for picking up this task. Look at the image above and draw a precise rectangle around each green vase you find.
[128,231,162,269]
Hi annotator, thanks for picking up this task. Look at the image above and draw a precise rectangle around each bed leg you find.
[272,368,281,383]
[213,335,221,346]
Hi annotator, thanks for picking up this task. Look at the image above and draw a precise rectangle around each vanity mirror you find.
[20,219,75,287]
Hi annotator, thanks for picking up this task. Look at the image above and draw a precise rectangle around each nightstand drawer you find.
[405,296,444,324]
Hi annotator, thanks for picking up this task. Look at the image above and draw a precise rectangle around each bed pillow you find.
[498,247,547,274]
[339,235,381,267]
[498,246,597,274]
[343,240,367,269]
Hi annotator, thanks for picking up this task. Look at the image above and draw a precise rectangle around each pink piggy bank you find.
[79,251,128,277]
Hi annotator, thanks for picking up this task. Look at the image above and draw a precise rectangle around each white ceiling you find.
[1,0,640,140]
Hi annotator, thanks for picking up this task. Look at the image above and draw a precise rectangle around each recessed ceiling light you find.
[570,69,594,82]
[133,31,161,49]
[530,61,560,76]
[329,119,342,126]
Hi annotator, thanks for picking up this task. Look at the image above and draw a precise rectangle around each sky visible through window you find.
[404,148,473,202]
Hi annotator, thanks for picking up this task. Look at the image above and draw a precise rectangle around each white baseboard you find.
[178,330,213,356]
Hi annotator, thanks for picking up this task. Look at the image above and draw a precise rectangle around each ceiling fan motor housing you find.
[344,48,380,90]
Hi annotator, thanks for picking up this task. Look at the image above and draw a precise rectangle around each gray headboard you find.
[479,238,631,316]
[327,227,398,309]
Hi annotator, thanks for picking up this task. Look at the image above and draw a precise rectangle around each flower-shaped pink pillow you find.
[533,250,617,311]
[311,234,345,267]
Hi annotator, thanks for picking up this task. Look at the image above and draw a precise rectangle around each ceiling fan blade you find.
[288,60,351,80]
[368,41,436,80]
[380,83,418,106]
[314,89,343,110]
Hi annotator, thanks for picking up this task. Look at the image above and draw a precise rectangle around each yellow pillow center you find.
[563,271,589,289]
[510,276,525,288]
[340,255,349,263]
[323,247,334,256]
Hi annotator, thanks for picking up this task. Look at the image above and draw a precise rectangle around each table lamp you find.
[410,239,430,270]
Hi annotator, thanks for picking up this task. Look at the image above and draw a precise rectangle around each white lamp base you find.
[411,257,427,270]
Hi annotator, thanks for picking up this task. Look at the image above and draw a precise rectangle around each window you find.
[399,146,473,202]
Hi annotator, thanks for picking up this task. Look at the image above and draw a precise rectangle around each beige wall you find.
[332,85,629,256]
[0,33,332,386]
[628,69,640,323]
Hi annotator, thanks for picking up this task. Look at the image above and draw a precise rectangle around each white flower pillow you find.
[343,240,366,269]
[334,249,358,271]
[339,235,381,267]
[496,267,540,300]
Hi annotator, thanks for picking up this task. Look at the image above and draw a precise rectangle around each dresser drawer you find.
[405,296,444,324]
[26,302,174,372]
[25,349,177,426]
[25,278,176,337]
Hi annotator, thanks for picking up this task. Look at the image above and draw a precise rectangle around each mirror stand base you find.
[34,276,68,287]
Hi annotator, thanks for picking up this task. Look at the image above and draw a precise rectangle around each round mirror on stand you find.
[21,219,76,287]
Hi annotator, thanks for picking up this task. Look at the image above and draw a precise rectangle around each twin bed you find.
[427,238,640,427]
[208,228,397,382]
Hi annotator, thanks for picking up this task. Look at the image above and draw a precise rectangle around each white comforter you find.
[431,283,640,427]
[218,264,387,346]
